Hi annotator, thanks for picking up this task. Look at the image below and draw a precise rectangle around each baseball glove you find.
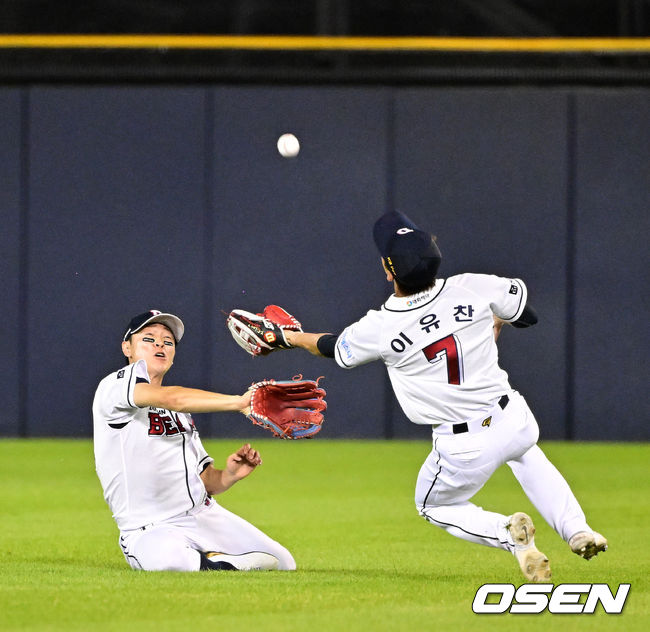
[227,305,302,356]
[247,376,326,439]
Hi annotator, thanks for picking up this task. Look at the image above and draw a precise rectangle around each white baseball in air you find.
[277,133,300,158]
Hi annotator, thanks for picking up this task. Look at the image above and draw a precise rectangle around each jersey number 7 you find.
[422,334,463,385]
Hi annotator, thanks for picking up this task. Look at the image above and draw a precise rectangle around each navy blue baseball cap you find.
[123,310,185,343]
[373,211,441,288]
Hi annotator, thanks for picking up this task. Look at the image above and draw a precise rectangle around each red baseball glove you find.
[247,376,326,439]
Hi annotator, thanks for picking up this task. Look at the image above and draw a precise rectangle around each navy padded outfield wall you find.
[0,89,22,438]
[0,86,647,439]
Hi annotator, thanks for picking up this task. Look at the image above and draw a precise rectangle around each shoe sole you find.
[517,549,552,582]
[571,534,608,560]
[508,512,552,582]
[508,512,536,546]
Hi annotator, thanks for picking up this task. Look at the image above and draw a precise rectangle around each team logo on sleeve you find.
[117,370,125,379]
[509,284,519,294]
[339,334,353,360]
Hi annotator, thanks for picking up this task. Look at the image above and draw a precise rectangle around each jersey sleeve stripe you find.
[503,279,527,322]
[198,455,213,472]
[126,364,137,408]
[108,421,129,429]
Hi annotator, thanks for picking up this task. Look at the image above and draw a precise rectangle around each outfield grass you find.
[0,439,647,631]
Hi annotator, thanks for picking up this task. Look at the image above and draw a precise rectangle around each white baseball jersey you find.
[93,359,213,531]
[335,273,527,424]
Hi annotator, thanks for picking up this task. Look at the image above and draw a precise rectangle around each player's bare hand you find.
[226,443,262,480]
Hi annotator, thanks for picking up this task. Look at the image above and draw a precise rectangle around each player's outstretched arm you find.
[133,382,252,414]
[200,443,262,495]
[283,331,337,358]
[226,304,338,358]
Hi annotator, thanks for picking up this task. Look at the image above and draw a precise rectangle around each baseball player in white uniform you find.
[93,310,295,572]
[281,211,607,582]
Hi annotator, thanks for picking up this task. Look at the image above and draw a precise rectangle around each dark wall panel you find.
[574,91,650,440]
[27,87,207,436]
[208,86,390,438]
[393,89,569,439]
[0,89,22,436]
[4,84,647,440]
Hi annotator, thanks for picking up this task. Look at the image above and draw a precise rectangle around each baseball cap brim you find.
[123,310,185,343]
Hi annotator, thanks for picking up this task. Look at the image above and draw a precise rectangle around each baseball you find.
[277,133,300,158]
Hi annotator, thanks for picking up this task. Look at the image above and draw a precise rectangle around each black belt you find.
[452,395,509,435]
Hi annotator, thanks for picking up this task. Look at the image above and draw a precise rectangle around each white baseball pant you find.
[118,498,295,571]
[415,391,592,551]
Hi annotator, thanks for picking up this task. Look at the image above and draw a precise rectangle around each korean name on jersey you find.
[334,274,527,425]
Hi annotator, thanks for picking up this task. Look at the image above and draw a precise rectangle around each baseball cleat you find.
[203,551,279,571]
[507,512,552,583]
[568,531,608,560]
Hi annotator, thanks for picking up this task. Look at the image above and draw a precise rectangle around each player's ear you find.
[121,339,132,360]
[381,257,394,282]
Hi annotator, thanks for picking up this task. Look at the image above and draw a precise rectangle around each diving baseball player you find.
[92,310,295,572]
[228,211,608,582]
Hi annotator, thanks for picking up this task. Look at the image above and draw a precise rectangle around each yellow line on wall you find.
[0,34,649,53]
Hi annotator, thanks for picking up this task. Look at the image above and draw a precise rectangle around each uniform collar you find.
[383,278,446,312]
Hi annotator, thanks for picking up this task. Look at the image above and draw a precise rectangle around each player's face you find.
[122,323,176,377]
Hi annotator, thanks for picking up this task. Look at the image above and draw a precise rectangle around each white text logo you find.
[472,583,630,614]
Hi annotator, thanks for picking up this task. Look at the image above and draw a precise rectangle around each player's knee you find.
[415,496,430,516]
[415,498,439,523]
[136,541,199,572]
[146,554,198,572]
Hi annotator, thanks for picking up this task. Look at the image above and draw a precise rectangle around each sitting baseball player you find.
[227,211,608,582]
[92,310,296,572]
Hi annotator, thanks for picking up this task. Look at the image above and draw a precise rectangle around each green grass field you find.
[0,439,647,631]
